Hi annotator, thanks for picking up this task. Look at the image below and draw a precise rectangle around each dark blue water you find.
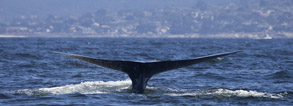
[0,38,292,105]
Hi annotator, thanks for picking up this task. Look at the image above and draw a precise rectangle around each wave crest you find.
[166,88,284,99]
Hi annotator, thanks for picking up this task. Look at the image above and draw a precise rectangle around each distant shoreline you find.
[0,32,292,39]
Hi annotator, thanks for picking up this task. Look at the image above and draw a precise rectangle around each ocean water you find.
[0,38,292,105]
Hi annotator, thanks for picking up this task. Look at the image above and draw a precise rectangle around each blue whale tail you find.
[53,51,241,93]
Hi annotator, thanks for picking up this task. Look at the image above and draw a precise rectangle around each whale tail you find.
[53,51,240,93]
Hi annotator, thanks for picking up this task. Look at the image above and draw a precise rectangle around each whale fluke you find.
[53,51,240,93]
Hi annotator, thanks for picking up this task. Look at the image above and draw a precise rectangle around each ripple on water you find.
[267,70,292,79]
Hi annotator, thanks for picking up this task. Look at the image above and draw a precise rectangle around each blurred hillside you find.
[0,0,292,38]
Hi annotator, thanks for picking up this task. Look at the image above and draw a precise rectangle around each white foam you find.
[13,82,284,99]
[213,89,283,98]
[16,80,132,96]
[166,88,284,99]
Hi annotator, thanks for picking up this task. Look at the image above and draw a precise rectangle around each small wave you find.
[268,70,292,79]
[0,93,11,99]
[15,53,40,59]
[165,89,284,99]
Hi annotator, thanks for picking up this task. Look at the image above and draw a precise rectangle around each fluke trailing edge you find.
[53,51,241,93]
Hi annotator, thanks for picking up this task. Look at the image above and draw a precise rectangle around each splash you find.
[14,80,132,96]
[166,88,284,99]
[11,81,284,99]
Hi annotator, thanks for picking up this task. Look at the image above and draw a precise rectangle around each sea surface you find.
[0,38,292,105]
